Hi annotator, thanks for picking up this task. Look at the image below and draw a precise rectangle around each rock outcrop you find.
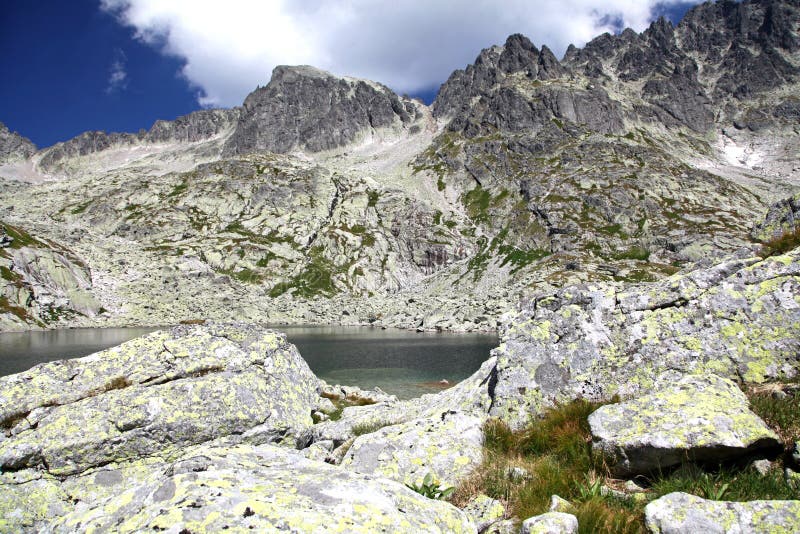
[223,65,422,156]
[645,492,800,534]
[341,410,483,487]
[0,324,319,475]
[752,192,800,241]
[0,122,36,163]
[588,374,781,476]
[50,443,474,533]
[0,222,100,330]
[36,109,238,172]
[489,250,800,429]
[0,323,479,533]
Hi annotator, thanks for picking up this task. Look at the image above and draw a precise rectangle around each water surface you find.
[0,326,497,400]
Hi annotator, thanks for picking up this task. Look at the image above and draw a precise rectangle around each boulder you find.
[645,492,800,533]
[491,251,800,429]
[341,411,483,487]
[462,494,506,532]
[589,374,781,476]
[521,512,579,534]
[3,442,475,533]
[0,324,320,475]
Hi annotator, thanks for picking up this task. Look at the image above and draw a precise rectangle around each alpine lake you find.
[0,325,497,400]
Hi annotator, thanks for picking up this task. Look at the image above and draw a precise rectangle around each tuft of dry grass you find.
[759,226,800,258]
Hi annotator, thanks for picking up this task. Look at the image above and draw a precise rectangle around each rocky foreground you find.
[1,246,799,532]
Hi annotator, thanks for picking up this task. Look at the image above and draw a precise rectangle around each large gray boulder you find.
[645,492,800,533]
[490,250,800,429]
[520,512,579,534]
[1,441,476,533]
[0,324,320,476]
[340,410,483,487]
[588,373,781,476]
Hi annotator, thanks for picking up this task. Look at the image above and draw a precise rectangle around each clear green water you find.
[0,326,497,400]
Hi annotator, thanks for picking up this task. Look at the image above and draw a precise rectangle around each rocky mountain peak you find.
[677,0,800,96]
[0,121,36,163]
[498,33,540,74]
[223,65,420,156]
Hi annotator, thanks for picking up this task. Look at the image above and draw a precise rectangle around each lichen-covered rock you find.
[60,443,475,533]
[340,411,483,487]
[589,373,781,476]
[462,494,506,532]
[2,442,475,533]
[0,324,319,475]
[549,495,573,513]
[491,251,800,428]
[752,192,800,241]
[645,492,800,534]
[520,512,579,534]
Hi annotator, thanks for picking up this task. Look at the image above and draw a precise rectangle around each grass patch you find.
[367,190,380,207]
[2,224,40,249]
[498,246,551,274]
[598,224,629,239]
[746,383,800,445]
[0,295,33,322]
[269,246,336,298]
[220,267,263,284]
[168,179,189,197]
[612,247,650,262]
[454,394,800,532]
[70,201,92,214]
[759,226,800,258]
[464,186,493,223]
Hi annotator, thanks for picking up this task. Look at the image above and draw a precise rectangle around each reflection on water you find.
[0,325,498,400]
[280,326,497,399]
[0,328,160,377]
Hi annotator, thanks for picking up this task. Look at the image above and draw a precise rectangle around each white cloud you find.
[101,0,702,107]
[106,48,128,94]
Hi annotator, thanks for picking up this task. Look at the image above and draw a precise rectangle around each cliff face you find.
[0,122,36,163]
[223,65,424,156]
[0,0,798,331]
[0,222,100,330]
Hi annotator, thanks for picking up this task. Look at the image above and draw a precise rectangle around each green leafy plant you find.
[698,473,730,501]
[575,473,604,501]
[406,472,455,500]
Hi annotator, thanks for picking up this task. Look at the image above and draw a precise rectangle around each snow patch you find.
[718,134,763,168]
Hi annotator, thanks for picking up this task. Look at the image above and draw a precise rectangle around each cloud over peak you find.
[101,0,701,108]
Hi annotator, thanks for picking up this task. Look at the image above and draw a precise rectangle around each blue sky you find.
[1,1,700,149]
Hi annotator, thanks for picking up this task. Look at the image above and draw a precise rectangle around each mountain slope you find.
[0,0,797,331]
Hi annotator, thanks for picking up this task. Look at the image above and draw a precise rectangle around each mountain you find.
[0,0,798,331]
[0,122,36,164]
